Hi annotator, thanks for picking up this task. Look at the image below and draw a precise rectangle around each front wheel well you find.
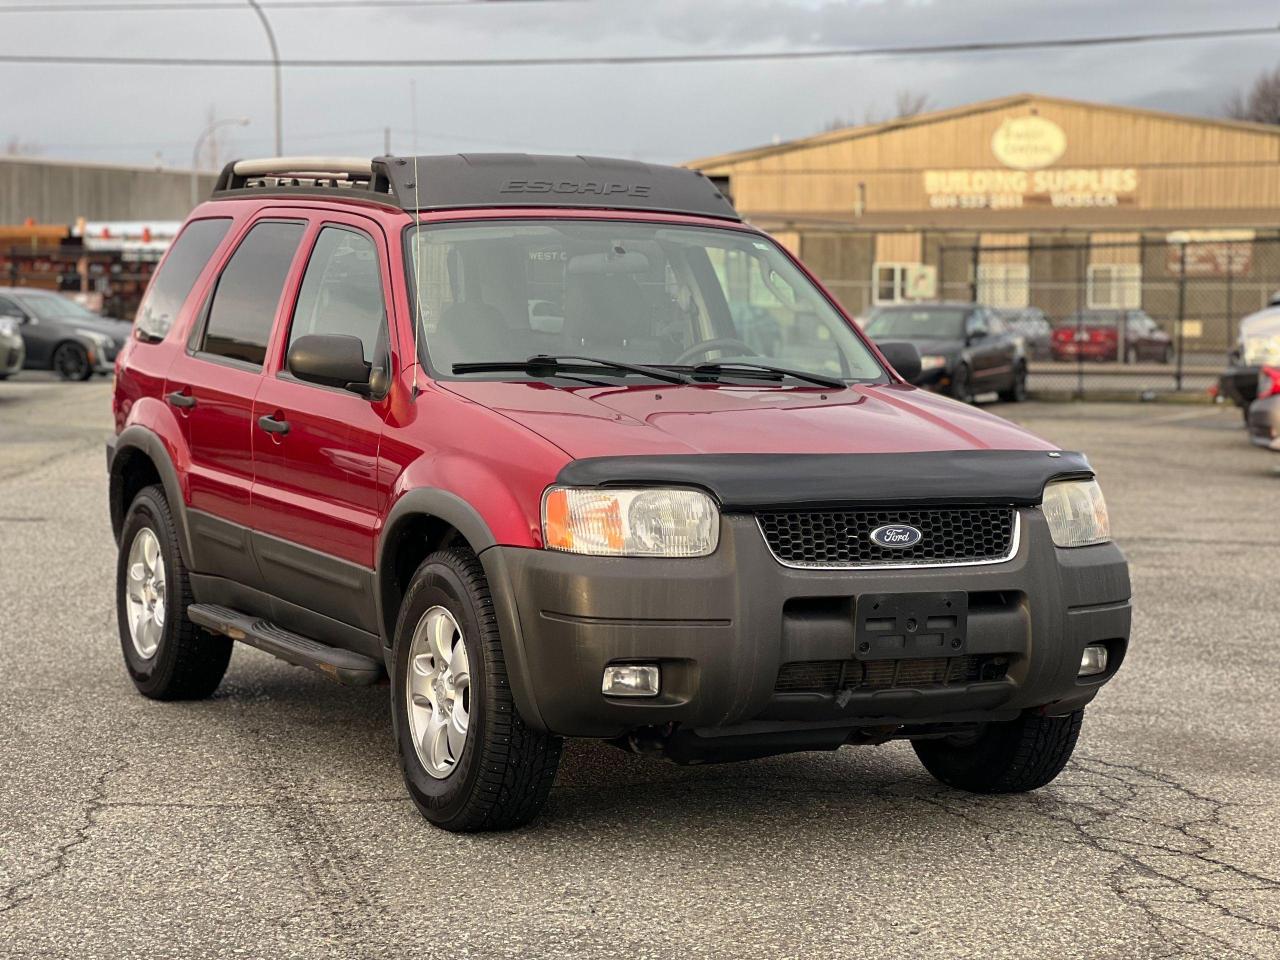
[379,514,470,643]
[109,447,163,542]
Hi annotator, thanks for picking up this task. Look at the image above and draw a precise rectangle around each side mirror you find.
[287,334,372,394]
[877,340,922,383]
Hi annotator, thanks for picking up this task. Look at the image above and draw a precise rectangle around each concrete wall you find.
[0,157,218,224]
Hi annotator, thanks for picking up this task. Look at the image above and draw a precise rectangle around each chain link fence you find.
[813,234,1280,399]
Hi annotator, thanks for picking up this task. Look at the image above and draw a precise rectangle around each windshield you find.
[406,220,885,383]
[16,293,99,322]
[864,307,967,340]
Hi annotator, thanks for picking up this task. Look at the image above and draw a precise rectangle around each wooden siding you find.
[699,95,1280,221]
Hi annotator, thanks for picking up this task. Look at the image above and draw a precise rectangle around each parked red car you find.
[1051,310,1173,364]
[107,155,1130,831]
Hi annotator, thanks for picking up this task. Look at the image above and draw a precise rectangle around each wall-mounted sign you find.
[923,168,1138,210]
[991,116,1066,170]
[921,114,1138,211]
[1165,230,1255,277]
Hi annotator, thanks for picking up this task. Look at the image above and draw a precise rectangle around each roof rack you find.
[209,154,740,221]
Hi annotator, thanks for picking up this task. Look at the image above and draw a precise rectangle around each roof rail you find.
[208,153,740,221]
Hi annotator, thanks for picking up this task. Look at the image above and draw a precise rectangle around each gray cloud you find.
[1,0,1276,168]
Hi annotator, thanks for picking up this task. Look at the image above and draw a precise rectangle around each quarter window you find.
[199,220,304,366]
[135,218,232,341]
[286,227,386,364]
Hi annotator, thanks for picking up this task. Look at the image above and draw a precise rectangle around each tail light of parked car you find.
[1258,366,1280,400]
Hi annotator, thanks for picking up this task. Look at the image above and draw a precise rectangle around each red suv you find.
[108,155,1130,831]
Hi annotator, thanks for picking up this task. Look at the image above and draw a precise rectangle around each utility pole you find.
[192,118,250,208]
[384,127,391,155]
[410,79,419,154]
[247,0,283,154]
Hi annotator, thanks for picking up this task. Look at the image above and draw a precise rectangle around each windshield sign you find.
[406,220,886,384]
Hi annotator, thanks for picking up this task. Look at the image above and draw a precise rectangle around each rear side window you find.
[135,218,231,341]
[199,220,304,366]
[286,226,386,364]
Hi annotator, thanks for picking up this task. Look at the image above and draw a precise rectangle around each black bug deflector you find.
[554,449,1093,510]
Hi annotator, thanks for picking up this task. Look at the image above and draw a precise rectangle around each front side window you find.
[199,220,304,366]
[286,226,386,365]
[406,220,884,382]
[136,217,232,341]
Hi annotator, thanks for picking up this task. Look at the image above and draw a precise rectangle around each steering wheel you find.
[673,338,760,365]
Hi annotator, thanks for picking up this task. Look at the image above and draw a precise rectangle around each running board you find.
[187,603,384,686]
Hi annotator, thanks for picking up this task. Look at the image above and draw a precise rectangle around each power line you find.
[0,0,565,11]
[0,25,1274,67]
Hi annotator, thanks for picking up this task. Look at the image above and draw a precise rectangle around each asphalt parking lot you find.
[1,375,1277,960]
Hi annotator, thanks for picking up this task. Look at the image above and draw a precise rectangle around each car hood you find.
[439,380,1054,459]
[64,316,132,341]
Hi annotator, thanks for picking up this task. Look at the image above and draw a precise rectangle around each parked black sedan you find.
[864,302,1027,403]
[0,287,131,381]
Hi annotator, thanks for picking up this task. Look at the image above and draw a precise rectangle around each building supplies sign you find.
[924,116,1138,210]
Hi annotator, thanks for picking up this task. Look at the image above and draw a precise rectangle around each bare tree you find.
[824,90,932,132]
[1224,66,1280,125]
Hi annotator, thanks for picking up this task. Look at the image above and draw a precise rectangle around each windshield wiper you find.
[681,361,846,389]
[452,354,691,385]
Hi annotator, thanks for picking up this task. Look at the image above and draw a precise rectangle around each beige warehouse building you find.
[690,94,1280,347]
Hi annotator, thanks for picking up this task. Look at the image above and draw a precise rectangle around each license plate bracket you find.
[855,591,968,660]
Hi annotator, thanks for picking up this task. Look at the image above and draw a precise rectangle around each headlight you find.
[920,355,948,371]
[0,317,17,337]
[542,487,719,557]
[1041,479,1111,547]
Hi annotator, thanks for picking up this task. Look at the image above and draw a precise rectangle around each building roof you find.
[688,93,1280,171]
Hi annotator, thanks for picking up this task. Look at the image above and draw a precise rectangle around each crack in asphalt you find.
[883,754,1280,960]
[0,759,127,917]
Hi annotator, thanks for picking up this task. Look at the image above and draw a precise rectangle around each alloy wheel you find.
[124,527,166,659]
[406,605,471,779]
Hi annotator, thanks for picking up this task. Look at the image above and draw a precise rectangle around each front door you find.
[165,216,307,587]
[250,216,397,643]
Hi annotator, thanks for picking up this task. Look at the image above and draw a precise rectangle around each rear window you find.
[199,220,304,367]
[135,218,231,341]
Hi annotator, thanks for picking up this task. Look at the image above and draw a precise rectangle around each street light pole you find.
[192,117,251,208]
[247,0,283,155]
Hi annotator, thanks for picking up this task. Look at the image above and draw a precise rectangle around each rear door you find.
[165,216,307,588]
[250,213,397,643]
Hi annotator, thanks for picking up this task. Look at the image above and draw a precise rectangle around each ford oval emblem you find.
[869,524,923,549]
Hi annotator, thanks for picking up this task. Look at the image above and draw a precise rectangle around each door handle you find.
[166,390,196,409]
[258,414,290,436]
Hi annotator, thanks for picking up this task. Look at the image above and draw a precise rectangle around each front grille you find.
[757,507,1015,568]
[774,655,1009,694]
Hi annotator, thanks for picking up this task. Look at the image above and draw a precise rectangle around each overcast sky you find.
[2,0,1278,170]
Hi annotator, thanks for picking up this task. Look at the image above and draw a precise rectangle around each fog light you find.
[602,664,660,697]
[1079,644,1109,677]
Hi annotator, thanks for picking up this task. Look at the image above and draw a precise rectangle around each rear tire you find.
[116,485,232,700]
[391,548,562,832]
[913,710,1083,793]
[53,342,92,381]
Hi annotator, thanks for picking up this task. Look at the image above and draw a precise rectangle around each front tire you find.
[392,548,562,832]
[116,485,232,699]
[998,362,1028,403]
[950,363,974,403]
[53,342,92,381]
[913,710,1083,793]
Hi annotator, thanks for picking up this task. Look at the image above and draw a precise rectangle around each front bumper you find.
[1247,394,1280,450]
[0,333,23,375]
[1220,365,1260,409]
[484,510,1131,739]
